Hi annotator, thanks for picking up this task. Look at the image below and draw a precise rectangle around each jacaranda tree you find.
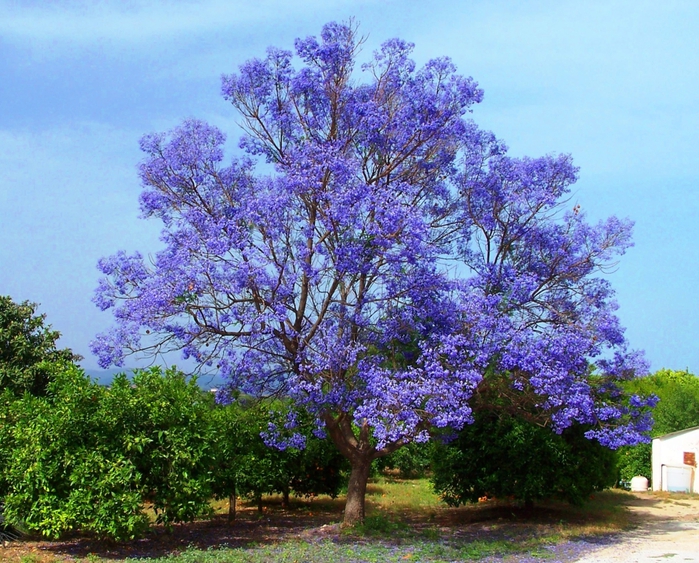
[93,22,653,524]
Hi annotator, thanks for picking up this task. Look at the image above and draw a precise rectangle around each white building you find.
[652,425,699,492]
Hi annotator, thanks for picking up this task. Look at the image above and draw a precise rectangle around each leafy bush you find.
[210,400,348,515]
[1,365,147,539]
[1,366,213,539]
[431,411,617,507]
[376,442,434,478]
[287,424,349,499]
[1,357,354,538]
[104,368,215,526]
[210,401,279,512]
[0,296,79,397]
[616,442,652,486]
[627,370,699,434]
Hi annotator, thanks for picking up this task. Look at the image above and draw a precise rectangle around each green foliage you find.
[616,442,652,485]
[0,365,147,539]
[0,295,79,397]
[287,423,349,499]
[209,401,278,506]
[624,369,699,436]
[375,442,434,478]
[431,411,616,507]
[104,368,215,526]
[0,390,14,499]
[0,366,213,539]
[1,360,349,539]
[2,354,641,544]
[346,513,407,536]
[209,400,348,509]
[616,369,699,486]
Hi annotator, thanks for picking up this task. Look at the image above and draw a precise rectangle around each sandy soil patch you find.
[575,492,699,563]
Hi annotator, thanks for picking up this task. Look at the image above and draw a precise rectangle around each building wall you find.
[652,428,699,492]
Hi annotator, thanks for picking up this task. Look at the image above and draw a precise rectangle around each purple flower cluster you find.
[92,21,653,462]
[261,411,308,451]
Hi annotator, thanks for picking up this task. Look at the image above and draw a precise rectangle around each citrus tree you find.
[0,296,79,397]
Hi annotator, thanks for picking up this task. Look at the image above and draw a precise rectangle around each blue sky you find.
[1,0,698,373]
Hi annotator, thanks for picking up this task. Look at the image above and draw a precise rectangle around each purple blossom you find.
[93,21,654,517]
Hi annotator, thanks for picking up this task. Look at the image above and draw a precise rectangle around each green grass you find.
[118,482,635,563]
[122,537,561,563]
[365,475,441,514]
[365,478,633,538]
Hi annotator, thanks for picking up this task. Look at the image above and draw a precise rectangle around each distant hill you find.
[82,368,226,391]
[84,368,125,385]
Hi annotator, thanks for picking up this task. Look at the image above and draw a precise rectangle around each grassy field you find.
[3,477,637,563]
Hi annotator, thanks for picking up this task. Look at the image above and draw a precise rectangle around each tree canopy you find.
[0,295,79,397]
[93,21,653,524]
[624,369,699,436]
[431,412,617,508]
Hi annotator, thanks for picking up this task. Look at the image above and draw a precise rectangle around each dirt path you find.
[575,493,699,563]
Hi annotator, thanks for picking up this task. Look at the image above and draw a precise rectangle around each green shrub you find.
[431,412,616,507]
[616,442,652,487]
[210,400,348,514]
[104,368,215,527]
[1,363,350,539]
[1,366,213,539]
[376,441,434,478]
[0,365,145,539]
[0,296,79,397]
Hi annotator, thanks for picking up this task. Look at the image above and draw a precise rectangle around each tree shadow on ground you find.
[4,489,691,562]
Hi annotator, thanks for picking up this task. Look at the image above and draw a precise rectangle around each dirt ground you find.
[1,491,698,562]
[574,492,699,563]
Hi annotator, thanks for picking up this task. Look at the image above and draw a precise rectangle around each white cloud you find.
[0,0,377,47]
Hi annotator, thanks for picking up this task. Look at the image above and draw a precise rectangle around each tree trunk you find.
[321,411,396,527]
[228,491,236,522]
[343,456,372,526]
[256,493,263,513]
[282,487,290,509]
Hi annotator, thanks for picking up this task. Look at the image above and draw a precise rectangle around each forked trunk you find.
[343,456,372,526]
